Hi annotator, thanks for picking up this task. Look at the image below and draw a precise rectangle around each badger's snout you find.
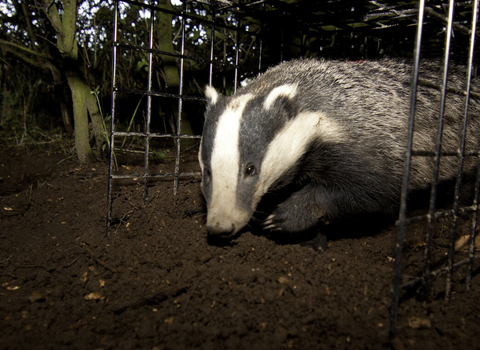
[203,187,252,237]
[206,220,236,237]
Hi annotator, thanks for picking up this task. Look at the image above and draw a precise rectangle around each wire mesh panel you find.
[106,0,266,232]
[389,0,480,343]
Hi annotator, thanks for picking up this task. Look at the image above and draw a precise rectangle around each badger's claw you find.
[263,214,282,231]
[263,214,274,226]
[264,224,282,231]
[263,215,274,226]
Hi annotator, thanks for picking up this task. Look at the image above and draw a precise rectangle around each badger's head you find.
[198,84,338,238]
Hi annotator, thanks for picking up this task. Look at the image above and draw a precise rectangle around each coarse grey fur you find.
[199,58,480,240]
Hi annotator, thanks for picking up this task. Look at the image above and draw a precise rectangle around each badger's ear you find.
[205,85,219,105]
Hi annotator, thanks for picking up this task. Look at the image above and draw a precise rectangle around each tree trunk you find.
[46,0,96,163]
[66,70,93,163]
[57,84,74,135]
[59,98,74,135]
[157,0,179,89]
[1,0,101,163]
[86,89,105,155]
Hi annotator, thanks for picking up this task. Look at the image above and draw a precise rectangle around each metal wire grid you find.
[106,0,264,232]
[389,0,480,343]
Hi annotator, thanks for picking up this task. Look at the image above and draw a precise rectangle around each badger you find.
[198,59,480,245]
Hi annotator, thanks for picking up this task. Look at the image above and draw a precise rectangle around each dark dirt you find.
[1,143,480,350]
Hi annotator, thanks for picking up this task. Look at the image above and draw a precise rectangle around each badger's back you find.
[239,59,480,192]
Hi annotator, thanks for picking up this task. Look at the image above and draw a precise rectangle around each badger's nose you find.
[206,220,236,238]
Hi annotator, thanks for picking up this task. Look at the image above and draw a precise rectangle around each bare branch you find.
[3,44,46,69]
[0,39,62,83]
[21,1,38,49]
[42,0,63,35]
[0,39,51,60]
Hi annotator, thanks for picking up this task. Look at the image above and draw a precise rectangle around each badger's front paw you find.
[263,204,320,234]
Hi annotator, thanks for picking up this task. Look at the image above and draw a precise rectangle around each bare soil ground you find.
[1,142,480,350]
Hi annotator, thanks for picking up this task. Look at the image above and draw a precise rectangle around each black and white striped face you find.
[199,85,342,238]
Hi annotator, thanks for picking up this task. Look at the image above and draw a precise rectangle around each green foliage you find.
[1,90,21,125]
[135,54,149,72]
[152,149,169,161]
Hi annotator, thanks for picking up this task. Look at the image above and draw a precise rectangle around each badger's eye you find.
[245,164,256,176]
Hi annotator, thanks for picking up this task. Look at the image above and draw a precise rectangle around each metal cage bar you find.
[446,0,480,299]
[465,0,480,291]
[423,0,455,293]
[389,0,426,342]
[106,0,120,235]
[143,1,156,203]
[173,1,187,196]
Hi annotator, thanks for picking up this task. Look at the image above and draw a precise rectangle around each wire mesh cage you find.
[106,0,480,345]
[389,0,480,343]
[106,0,265,228]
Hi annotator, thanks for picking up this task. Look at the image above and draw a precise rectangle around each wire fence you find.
[389,0,480,343]
[106,0,264,231]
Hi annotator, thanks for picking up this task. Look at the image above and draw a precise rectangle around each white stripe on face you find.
[207,93,255,232]
[254,111,344,202]
[263,84,298,110]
